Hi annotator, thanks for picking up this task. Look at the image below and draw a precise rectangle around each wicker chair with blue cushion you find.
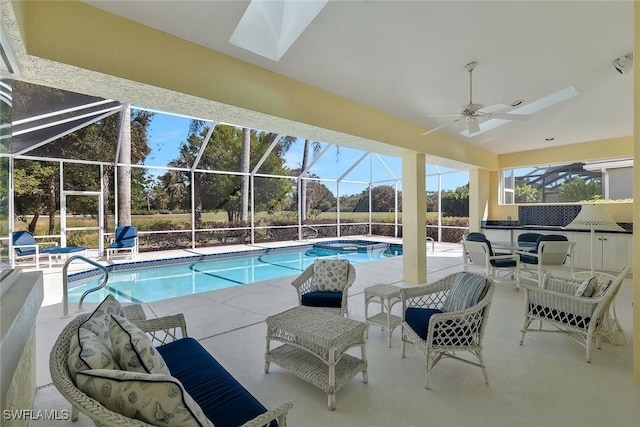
[400,271,494,389]
[520,266,629,363]
[291,259,356,316]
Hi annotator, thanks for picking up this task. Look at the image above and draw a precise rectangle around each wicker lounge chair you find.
[519,266,629,362]
[400,272,495,389]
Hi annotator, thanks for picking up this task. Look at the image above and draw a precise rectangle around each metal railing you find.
[302,225,319,241]
[62,255,109,316]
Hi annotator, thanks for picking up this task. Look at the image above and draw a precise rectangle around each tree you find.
[559,177,602,202]
[117,104,132,226]
[240,128,250,221]
[13,97,152,235]
[164,125,294,223]
[514,183,540,203]
[163,133,203,226]
[441,184,469,217]
[347,185,398,212]
[287,175,336,214]
[13,160,59,234]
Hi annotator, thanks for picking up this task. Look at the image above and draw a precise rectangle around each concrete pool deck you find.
[26,237,640,426]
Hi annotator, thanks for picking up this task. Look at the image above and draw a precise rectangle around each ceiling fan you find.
[422,62,530,137]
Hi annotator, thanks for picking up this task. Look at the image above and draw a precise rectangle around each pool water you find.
[69,242,402,303]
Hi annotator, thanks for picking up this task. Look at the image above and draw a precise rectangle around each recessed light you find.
[545,137,555,141]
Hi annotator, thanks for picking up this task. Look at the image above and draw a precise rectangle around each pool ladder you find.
[62,255,109,317]
[302,225,319,241]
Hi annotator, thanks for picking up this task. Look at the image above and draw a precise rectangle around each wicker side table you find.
[265,306,368,410]
[364,283,402,347]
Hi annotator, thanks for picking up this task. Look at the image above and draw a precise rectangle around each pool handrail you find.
[62,255,109,317]
[303,225,319,241]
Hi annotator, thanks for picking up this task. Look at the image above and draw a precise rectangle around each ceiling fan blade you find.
[422,118,462,136]
[466,116,480,134]
[478,103,511,114]
[488,112,531,121]
[425,114,464,118]
[460,86,578,137]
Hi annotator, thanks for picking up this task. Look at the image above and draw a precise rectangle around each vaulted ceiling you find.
[83,0,634,154]
[0,0,634,168]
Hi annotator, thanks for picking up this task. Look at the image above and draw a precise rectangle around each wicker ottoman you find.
[265,306,368,410]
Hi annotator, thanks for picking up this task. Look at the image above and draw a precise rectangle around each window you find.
[500,159,633,204]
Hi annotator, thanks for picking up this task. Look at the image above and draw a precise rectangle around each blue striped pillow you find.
[441,273,488,312]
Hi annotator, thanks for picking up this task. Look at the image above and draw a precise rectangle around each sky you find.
[143,110,469,194]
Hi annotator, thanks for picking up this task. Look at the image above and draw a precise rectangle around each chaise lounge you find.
[12,231,86,268]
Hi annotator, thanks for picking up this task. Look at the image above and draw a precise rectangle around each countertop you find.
[481,223,632,234]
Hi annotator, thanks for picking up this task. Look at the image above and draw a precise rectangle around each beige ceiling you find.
[80,0,634,155]
[1,0,634,168]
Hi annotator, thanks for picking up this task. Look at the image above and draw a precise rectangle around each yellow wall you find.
[499,137,633,168]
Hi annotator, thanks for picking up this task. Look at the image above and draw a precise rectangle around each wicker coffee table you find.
[264,306,368,410]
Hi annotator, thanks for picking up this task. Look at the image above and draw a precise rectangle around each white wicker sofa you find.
[50,296,293,427]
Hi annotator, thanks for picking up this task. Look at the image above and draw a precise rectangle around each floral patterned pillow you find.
[109,314,170,375]
[76,369,215,427]
[312,259,350,292]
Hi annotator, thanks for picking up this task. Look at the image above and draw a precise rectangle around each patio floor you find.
[28,239,639,426]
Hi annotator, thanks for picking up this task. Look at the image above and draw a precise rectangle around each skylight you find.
[229,0,328,61]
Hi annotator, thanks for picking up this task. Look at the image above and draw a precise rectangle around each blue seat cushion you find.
[108,240,136,249]
[46,246,85,255]
[490,258,517,268]
[405,307,477,346]
[301,291,342,308]
[529,304,592,329]
[157,338,276,427]
[520,254,539,265]
[404,307,443,340]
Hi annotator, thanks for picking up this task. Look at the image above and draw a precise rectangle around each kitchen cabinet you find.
[570,232,632,272]
[481,227,632,274]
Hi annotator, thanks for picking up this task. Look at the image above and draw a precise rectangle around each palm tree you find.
[117,104,131,226]
[240,128,250,222]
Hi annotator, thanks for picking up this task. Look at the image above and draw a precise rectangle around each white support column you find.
[469,168,490,232]
[190,170,195,250]
[8,156,14,267]
[60,161,66,247]
[402,153,426,284]
[437,173,442,242]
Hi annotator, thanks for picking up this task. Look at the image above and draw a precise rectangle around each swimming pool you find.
[68,241,402,303]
